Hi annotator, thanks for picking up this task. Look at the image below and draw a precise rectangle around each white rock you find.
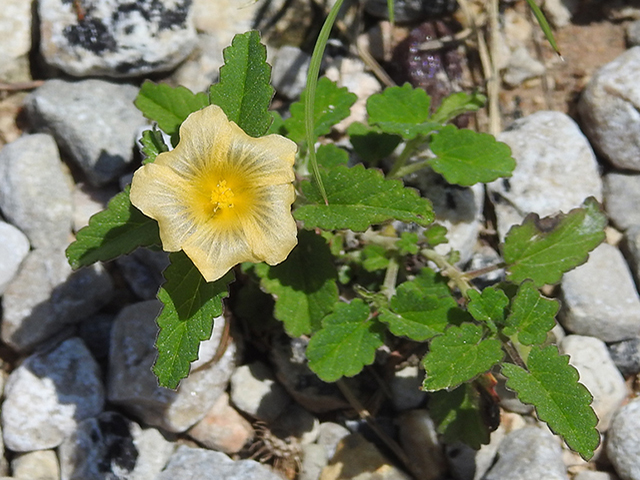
[542,0,580,28]
[229,361,292,422]
[1,338,104,452]
[0,221,29,296]
[560,243,640,342]
[606,397,640,480]
[107,301,237,432]
[39,0,197,77]
[0,134,73,250]
[488,111,603,240]
[604,172,640,231]
[502,46,546,87]
[11,450,59,480]
[0,0,32,82]
[271,45,311,100]
[578,47,640,171]
[560,335,628,432]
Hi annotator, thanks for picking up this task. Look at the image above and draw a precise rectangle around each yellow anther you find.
[210,180,235,212]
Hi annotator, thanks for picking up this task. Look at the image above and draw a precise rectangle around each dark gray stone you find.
[26,79,146,186]
[608,337,640,376]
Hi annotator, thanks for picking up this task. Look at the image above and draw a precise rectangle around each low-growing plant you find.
[66,9,600,463]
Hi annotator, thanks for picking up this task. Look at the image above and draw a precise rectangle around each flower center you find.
[210,180,235,213]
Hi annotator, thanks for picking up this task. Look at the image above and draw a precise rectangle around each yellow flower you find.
[130,104,298,282]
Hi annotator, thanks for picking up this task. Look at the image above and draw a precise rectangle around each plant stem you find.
[390,159,431,179]
[421,248,474,298]
[463,261,507,280]
[382,256,400,300]
[387,136,424,178]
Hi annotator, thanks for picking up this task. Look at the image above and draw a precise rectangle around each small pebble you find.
[606,397,640,480]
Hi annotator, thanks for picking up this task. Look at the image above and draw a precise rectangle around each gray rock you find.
[0,0,32,82]
[59,411,174,480]
[397,410,447,480]
[502,46,546,87]
[156,445,282,480]
[578,47,640,171]
[1,248,113,352]
[77,313,115,363]
[229,361,292,423]
[107,301,237,432]
[271,46,311,100]
[487,111,602,240]
[11,450,59,480]
[271,404,319,445]
[186,392,254,454]
[26,79,146,186]
[560,335,628,431]
[627,20,640,47]
[560,243,640,342]
[608,337,640,376]
[573,472,621,480]
[1,338,104,452]
[483,427,568,480]
[0,133,73,250]
[116,248,169,300]
[317,422,350,460]
[604,173,640,231]
[408,169,484,265]
[73,182,119,232]
[39,0,197,77]
[0,221,29,295]
[389,365,427,411]
[299,444,327,480]
[607,397,640,480]
[624,225,640,284]
[541,0,579,27]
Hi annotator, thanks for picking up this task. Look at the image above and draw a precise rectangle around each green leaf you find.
[154,252,233,389]
[317,144,349,170]
[502,345,599,460]
[254,230,339,336]
[139,129,169,164]
[502,280,559,345]
[429,125,516,186]
[266,110,286,135]
[307,299,385,382]
[380,269,459,341]
[362,244,389,272]
[367,83,439,139]
[397,232,419,255]
[431,91,487,124]
[209,31,273,137]
[503,198,607,287]
[66,187,160,269]
[135,81,209,137]
[285,77,357,144]
[347,122,401,164]
[467,287,509,333]
[430,384,492,449]
[423,323,504,391]
[424,224,448,247]
[295,164,435,231]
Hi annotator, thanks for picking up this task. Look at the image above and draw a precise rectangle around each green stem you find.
[305,0,344,204]
[390,159,431,179]
[382,255,400,300]
[387,136,424,178]
[421,248,473,298]
[463,262,507,280]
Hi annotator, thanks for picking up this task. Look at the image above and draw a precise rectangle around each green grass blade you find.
[387,0,395,23]
[525,0,561,55]
[305,0,345,204]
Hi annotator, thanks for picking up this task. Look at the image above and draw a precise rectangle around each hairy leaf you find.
[431,91,487,124]
[467,287,509,333]
[423,323,504,391]
[317,144,349,170]
[430,384,492,449]
[347,122,402,164]
[295,164,434,231]
[139,129,169,164]
[209,31,274,137]
[502,345,599,460]
[66,187,160,268]
[380,269,460,341]
[307,299,385,382]
[254,230,338,336]
[429,125,516,186]
[367,83,438,139]
[135,81,208,137]
[154,252,233,389]
[503,280,559,345]
[503,198,607,287]
[286,77,357,143]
